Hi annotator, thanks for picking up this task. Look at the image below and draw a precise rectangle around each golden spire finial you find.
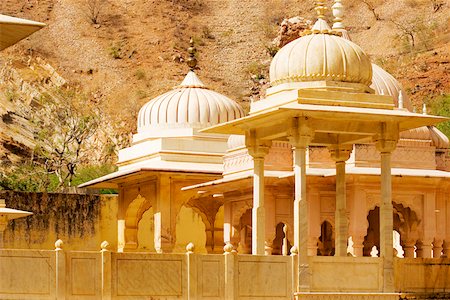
[315,1,328,19]
[186,37,197,71]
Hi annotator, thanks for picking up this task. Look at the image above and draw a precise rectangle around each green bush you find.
[431,94,450,137]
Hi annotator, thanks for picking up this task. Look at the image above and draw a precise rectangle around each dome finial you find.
[422,102,427,115]
[332,0,344,30]
[398,90,404,109]
[186,37,198,72]
[315,1,328,19]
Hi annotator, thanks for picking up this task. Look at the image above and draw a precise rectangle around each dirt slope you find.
[0,0,449,163]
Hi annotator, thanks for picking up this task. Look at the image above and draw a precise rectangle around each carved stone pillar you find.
[403,240,416,258]
[329,144,352,256]
[154,175,173,253]
[443,240,450,258]
[433,239,443,258]
[417,240,433,258]
[352,235,365,257]
[288,118,313,291]
[376,130,398,293]
[349,187,368,257]
[246,130,271,255]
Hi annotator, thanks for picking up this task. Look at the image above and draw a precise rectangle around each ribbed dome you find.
[137,71,245,132]
[269,20,372,88]
[371,64,413,111]
[400,126,449,149]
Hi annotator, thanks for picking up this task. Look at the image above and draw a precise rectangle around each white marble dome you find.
[269,19,373,88]
[137,71,245,132]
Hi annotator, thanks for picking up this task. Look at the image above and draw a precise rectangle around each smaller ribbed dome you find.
[429,126,450,149]
[400,126,449,149]
[269,19,372,88]
[137,71,244,132]
[371,64,412,111]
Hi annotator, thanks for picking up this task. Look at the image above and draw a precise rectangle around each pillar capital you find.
[375,139,398,153]
[245,130,271,159]
[328,144,353,162]
[374,122,399,153]
[288,117,314,148]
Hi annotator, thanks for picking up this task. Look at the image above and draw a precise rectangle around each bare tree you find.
[390,19,417,48]
[431,0,444,12]
[85,0,101,25]
[359,0,382,21]
[31,88,99,188]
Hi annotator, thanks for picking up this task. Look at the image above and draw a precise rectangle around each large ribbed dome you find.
[269,19,372,88]
[371,63,413,111]
[137,71,244,132]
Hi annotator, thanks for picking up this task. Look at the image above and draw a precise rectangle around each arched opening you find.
[364,203,420,257]
[237,209,252,254]
[174,206,207,253]
[393,230,404,257]
[318,221,334,256]
[124,194,152,250]
[272,222,292,255]
[137,207,155,251]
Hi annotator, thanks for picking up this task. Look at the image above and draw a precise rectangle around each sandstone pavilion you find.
[81,1,450,298]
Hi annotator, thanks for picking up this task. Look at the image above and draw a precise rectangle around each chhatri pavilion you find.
[78,0,450,297]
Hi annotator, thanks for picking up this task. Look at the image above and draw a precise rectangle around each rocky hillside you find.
[1,0,449,166]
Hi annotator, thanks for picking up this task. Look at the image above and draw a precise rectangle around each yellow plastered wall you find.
[137,207,155,251]
[3,193,118,251]
[173,206,207,253]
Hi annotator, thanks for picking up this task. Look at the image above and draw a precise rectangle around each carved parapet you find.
[309,146,335,168]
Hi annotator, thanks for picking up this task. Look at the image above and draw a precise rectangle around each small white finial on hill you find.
[332,0,344,30]
[422,103,427,115]
[398,90,404,109]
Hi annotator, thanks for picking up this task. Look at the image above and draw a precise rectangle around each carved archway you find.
[272,222,292,255]
[124,194,152,250]
[174,205,207,253]
[363,203,420,257]
[238,209,252,254]
[185,194,224,253]
[318,221,334,256]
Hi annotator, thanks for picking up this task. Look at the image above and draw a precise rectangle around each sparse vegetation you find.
[108,42,123,59]
[359,0,382,21]
[391,18,436,51]
[432,94,450,138]
[84,0,102,25]
[245,61,266,81]
[4,88,17,102]
[134,69,146,80]
[430,0,444,12]
[201,26,215,40]
[266,44,279,57]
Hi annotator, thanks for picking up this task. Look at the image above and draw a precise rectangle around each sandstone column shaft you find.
[252,156,265,255]
[380,151,394,292]
[293,145,309,290]
[335,160,347,256]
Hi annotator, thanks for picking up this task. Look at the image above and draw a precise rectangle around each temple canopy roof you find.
[137,39,244,134]
[0,14,45,50]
